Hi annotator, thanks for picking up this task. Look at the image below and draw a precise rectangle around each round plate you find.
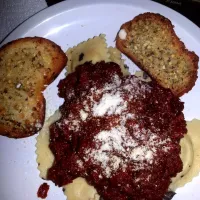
[0,0,200,199]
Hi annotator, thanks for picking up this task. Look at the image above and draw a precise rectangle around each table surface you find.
[0,0,47,43]
[0,0,200,43]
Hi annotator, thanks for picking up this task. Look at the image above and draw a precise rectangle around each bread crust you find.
[0,37,67,138]
[116,12,199,97]
[0,94,45,138]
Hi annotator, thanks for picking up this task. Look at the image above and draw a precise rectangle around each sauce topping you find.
[37,183,49,199]
[47,62,186,200]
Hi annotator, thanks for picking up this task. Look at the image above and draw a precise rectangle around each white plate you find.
[0,0,200,199]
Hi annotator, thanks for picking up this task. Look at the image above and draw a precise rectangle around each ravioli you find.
[66,34,127,75]
[170,119,200,191]
[66,34,110,73]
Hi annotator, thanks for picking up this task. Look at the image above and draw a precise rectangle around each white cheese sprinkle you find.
[80,109,88,121]
[35,122,42,129]
[16,83,22,88]
[118,29,127,40]
[93,91,126,116]
[59,73,171,178]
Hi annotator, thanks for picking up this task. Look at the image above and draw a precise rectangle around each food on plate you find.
[36,34,199,199]
[36,110,61,178]
[169,134,193,190]
[108,47,130,76]
[36,110,199,199]
[37,35,129,199]
[134,70,152,82]
[45,61,186,200]
[66,34,129,75]
[129,71,200,191]
[36,110,100,200]
[0,37,67,138]
[170,119,200,191]
[0,5,198,200]
[37,182,50,199]
[116,12,199,96]
[66,34,110,73]
[63,177,100,200]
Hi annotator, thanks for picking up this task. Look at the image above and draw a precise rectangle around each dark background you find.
[46,0,200,28]
[152,0,200,27]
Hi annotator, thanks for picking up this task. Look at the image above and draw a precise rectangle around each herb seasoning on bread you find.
[116,12,199,96]
[0,37,67,138]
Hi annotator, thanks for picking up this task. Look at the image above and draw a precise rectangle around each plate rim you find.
[1,0,200,46]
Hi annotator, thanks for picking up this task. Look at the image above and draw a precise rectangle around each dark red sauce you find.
[37,183,49,199]
[47,62,186,200]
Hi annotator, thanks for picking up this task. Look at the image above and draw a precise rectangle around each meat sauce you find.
[47,62,186,200]
[37,183,49,199]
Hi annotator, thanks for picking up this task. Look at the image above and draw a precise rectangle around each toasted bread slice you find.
[0,37,67,138]
[116,12,199,96]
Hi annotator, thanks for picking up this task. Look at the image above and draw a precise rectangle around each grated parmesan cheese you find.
[93,91,125,116]
[58,73,172,178]
[80,109,88,121]
[84,124,169,177]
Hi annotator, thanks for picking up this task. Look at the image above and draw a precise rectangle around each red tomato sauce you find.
[37,183,49,199]
[47,62,186,200]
